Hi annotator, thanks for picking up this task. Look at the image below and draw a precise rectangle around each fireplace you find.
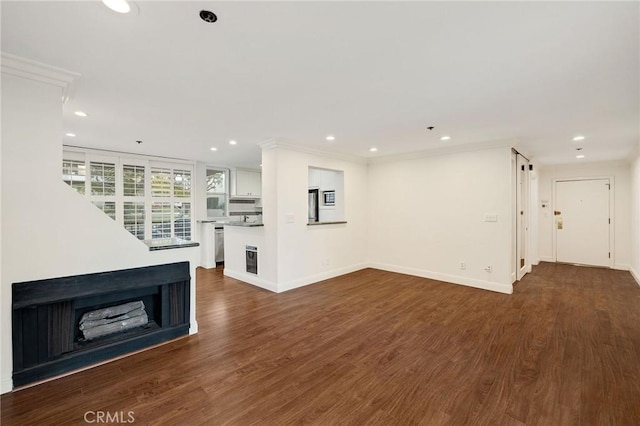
[12,262,191,387]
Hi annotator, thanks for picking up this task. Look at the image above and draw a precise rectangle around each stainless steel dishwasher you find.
[215,227,224,263]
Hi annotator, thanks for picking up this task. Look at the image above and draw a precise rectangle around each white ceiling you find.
[2,1,638,167]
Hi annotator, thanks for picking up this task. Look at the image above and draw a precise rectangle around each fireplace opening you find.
[73,292,160,350]
[12,262,191,387]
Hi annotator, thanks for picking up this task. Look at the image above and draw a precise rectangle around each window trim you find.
[63,146,195,242]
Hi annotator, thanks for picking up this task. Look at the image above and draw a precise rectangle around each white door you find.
[555,179,611,267]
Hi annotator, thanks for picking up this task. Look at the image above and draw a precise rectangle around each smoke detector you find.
[199,10,217,23]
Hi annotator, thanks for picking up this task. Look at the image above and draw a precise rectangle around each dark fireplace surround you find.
[12,262,191,388]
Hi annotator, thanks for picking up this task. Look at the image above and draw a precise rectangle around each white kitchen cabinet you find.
[234,169,261,197]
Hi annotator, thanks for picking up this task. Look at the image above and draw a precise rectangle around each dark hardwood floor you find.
[2,263,640,425]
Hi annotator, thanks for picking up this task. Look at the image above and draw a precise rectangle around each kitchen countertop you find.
[224,221,264,227]
[143,238,200,251]
[198,220,263,227]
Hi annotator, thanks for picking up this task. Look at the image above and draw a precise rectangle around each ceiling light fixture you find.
[228,140,237,145]
[369,147,378,152]
[102,0,131,14]
[210,147,218,151]
[572,136,585,141]
[326,135,335,141]
[440,136,451,141]
[576,154,585,159]
[65,133,76,137]
[74,111,88,117]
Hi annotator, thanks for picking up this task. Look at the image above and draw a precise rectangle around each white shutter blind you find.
[173,170,191,198]
[123,165,145,197]
[62,159,86,194]
[123,202,145,240]
[90,162,116,196]
[151,168,172,197]
[92,201,116,220]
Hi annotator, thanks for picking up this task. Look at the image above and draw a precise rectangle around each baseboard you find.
[368,263,513,295]
[511,272,516,284]
[223,269,277,293]
[278,263,369,293]
[189,320,199,335]
[630,267,640,286]
[613,264,630,271]
[0,377,12,395]
[539,256,554,263]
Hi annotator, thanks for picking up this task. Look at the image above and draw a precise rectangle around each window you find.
[123,165,145,197]
[92,201,116,220]
[62,149,194,241]
[206,168,228,218]
[90,162,116,196]
[62,160,86,194]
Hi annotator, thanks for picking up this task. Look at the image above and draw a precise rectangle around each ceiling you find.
[2,1,638,167]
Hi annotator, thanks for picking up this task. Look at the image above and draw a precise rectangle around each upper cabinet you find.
[232,168,261,197]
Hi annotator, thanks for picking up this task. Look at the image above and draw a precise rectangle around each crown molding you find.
[367,138,518,165]
[1,52,81,103]
[257,139,368,165]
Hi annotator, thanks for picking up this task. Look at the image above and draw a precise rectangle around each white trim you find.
[223,269,278,292]
[511,272,516,283]
[277,264,369,293]
[613,264,630,271]
[64,145,196,166]
[630,267,640,286]
[258,139,368,164]
[368,262,513,295]
[0,377,12,395]
[367,138,517,165]
[189,320,199,335]
[1,52,80,102]
[539,256,554,263]
[225,263,513,295]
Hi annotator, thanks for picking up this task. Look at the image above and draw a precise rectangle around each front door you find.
[555,179,611,267]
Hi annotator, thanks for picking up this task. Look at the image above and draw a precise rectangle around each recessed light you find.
[228,140,237,145]
[74,111,88,117]
[102,0,131,14]
[326,135,335,141]
[210,147,218,151]
[576,155,585,159]
[440,136,451,141]
[369,147,378,152]
[65,133,76,137]
[572,136,585,141]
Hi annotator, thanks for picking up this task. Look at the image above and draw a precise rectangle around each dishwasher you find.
[215,227,224,263]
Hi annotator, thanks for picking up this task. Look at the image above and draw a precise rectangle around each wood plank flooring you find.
[2,263,640,425]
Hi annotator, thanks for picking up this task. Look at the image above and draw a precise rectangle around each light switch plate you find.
[484,213,498,222]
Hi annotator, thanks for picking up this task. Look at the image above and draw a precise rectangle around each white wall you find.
[1,72,199,394]
[224,144,369,292]
[367,146,514,294]
[631,150,640,284]
[537,161,631,269]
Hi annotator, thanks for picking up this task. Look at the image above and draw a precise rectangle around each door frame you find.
[516,155,530,281]
[552,176,615,267]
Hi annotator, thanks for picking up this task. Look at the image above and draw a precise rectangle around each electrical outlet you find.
[484,265,492,273]
[460,261,466,270]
